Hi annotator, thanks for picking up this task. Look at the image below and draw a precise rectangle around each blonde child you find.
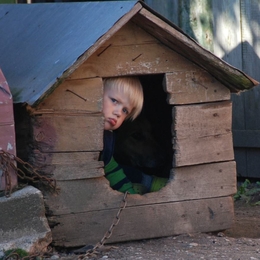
[101,76,167,194]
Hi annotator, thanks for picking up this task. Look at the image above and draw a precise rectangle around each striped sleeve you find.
[105,156,136,194]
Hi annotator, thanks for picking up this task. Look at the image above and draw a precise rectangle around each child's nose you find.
[114,108,121,117]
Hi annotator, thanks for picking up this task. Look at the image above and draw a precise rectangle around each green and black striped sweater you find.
[101,130,168,194]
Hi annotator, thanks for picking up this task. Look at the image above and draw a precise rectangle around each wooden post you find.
[0,69,17,192]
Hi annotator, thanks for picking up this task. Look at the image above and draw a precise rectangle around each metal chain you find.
[78,191,129,259]
[4,166,11,197]
[0,149,57,197]
[1,149,127,259]
[0,150,12,197]
[1,156,12,197]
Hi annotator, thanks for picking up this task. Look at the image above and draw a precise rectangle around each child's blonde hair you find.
[103,76,143,120]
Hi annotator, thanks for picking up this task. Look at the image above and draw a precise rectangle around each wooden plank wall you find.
[29,78,104,182]
[145,0,260,178]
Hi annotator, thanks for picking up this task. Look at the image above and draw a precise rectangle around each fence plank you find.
[241,0,260,82]
[178,0,214,52]
[212,0,242,68]
[144,0,179,25]
[239,0,260,178]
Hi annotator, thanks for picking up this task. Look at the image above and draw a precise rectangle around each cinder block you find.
[0,186,52,254]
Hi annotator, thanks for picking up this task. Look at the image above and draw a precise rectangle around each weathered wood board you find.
[28,78,105,179]
[31,114,103,152]
[30,150,104,180]
[164,71,230,105]
[36,78,103,113]
[173,101,234,166]
[69,22,198,79]
[44,161,236,215]
[49,196,234,247]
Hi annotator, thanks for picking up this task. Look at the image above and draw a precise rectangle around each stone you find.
[0,185,52,254]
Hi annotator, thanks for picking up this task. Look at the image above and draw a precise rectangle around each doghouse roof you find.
[0,1,258,105]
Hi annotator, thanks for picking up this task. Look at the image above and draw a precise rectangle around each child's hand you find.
[132,183,148,195]
[150,176,168,192]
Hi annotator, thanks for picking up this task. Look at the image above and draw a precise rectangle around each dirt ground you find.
[55,199,260,260]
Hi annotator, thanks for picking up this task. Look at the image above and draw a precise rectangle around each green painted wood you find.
[0,0,16,3]
[144,0,179,25]
[179,0,214,52]
[233,130,260,148]
[241,0,260,82]
[237,0,260,178]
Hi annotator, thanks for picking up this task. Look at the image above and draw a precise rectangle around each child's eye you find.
[122,108,129,115]
[111,98,117,103]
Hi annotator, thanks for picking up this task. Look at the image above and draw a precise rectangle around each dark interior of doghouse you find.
[114,74,173,180]
[14,103,31,163]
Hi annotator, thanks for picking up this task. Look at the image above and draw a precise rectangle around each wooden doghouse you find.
[0,1,258,247]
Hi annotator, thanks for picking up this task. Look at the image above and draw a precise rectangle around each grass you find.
[234,179,260,205]
[0,248,28,260]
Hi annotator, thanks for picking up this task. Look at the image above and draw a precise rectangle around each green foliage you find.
[0,248,28,260]
[234,179,260,205]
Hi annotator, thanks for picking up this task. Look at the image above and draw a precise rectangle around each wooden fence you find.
[145,0,260,179]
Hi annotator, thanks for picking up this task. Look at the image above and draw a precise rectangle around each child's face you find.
[103,87,133,130]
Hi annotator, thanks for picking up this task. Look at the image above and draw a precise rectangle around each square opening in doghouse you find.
[104,74,173,195]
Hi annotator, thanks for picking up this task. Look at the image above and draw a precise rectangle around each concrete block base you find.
[0,186,52,254]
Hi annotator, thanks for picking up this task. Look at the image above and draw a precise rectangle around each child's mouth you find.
[108,118,117,126]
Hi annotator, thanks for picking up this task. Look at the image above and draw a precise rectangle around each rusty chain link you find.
[3,156,12,197]
[0,149,57,197]
[78,191,129,259]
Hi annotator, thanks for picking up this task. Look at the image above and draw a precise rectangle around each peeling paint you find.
[140,62,152,69]
[155,57,160,64]
[7,143,13,151]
